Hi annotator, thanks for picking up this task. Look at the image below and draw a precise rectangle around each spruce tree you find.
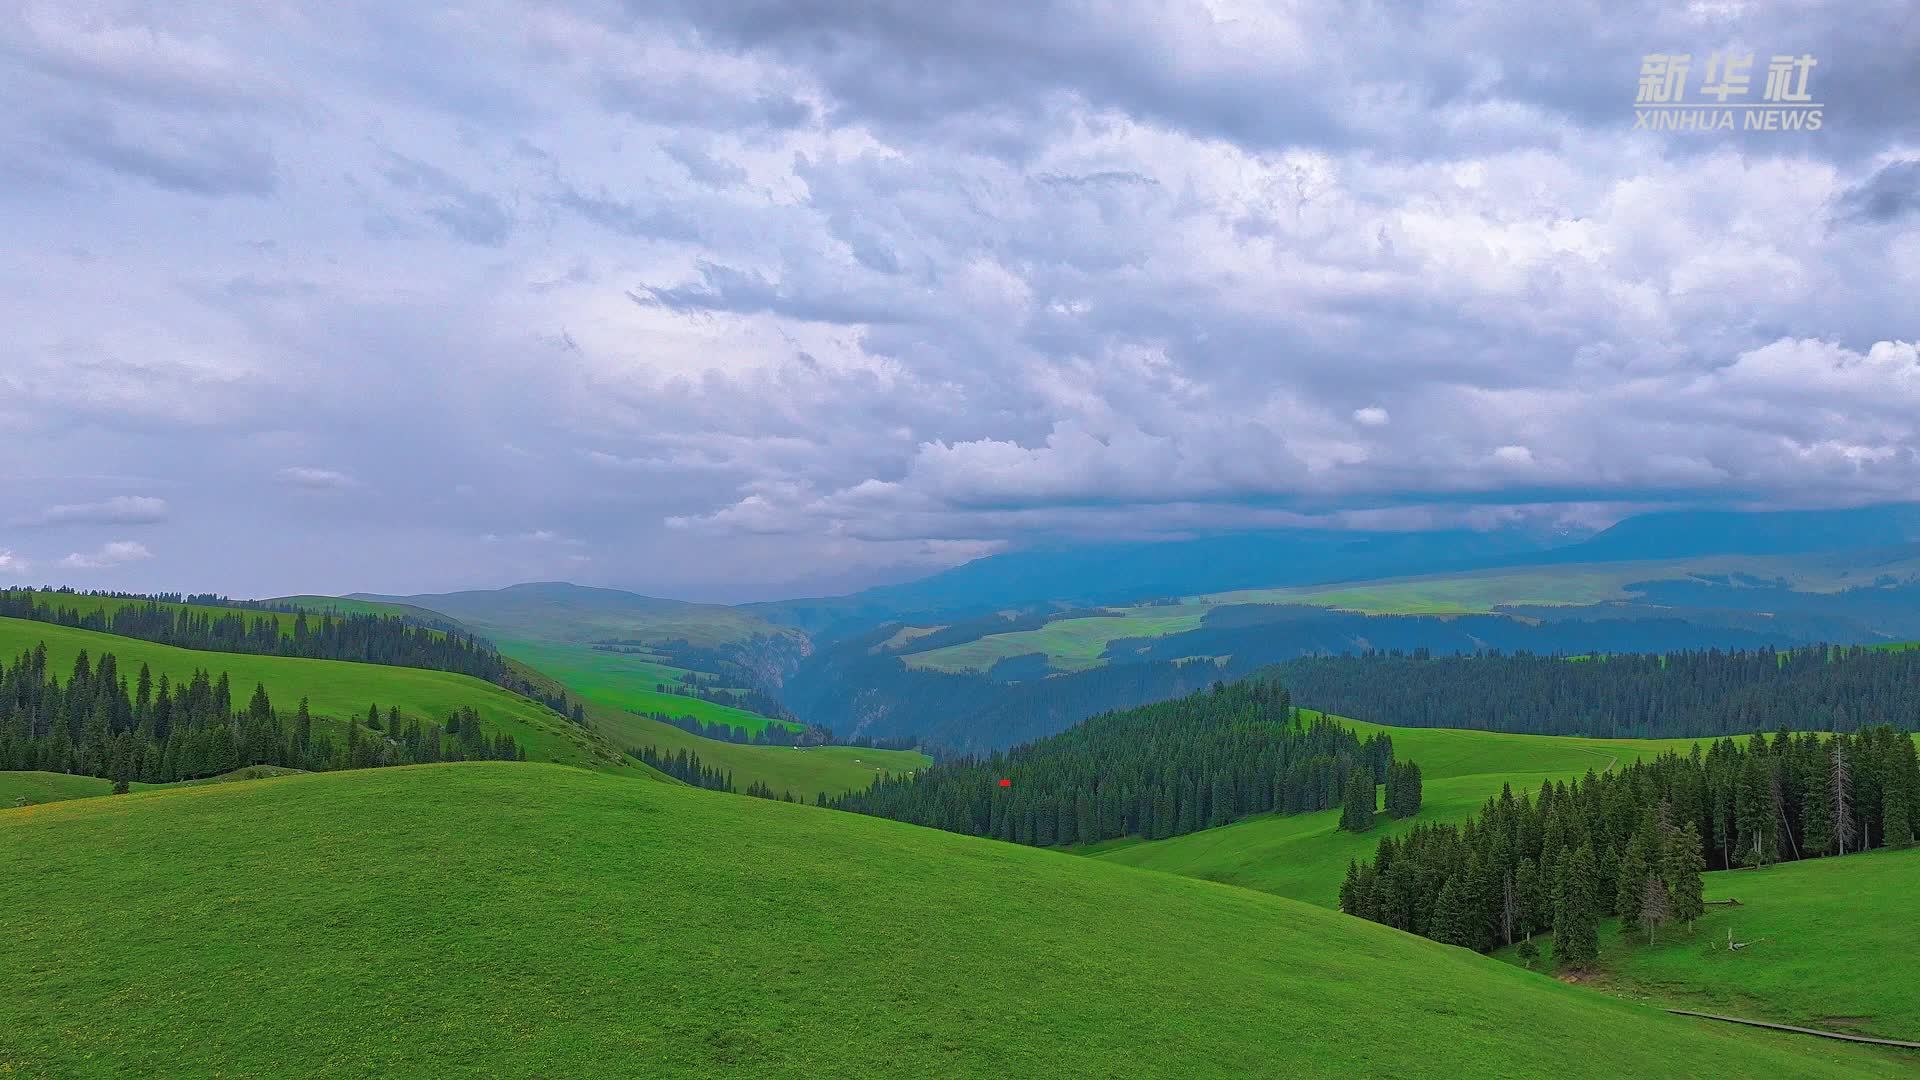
[1339,770,1376,833]
[1663,822,1707,931]
[1555,842,1601,971]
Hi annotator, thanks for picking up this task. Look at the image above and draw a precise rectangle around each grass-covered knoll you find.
[1091,713,1701,906]
[1498,846,1920,1043]
[0,617,644,777]
[0,763,1901,1079]
[0,765,310,807]
[0,770,124,805]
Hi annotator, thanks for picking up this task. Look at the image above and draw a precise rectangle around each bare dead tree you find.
[1641,874,1671,944]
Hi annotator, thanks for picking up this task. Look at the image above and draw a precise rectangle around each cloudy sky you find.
[3,1,1917,601]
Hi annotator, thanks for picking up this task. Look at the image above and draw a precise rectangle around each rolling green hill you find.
[0,766,309,807]
[1498,845,1920,1044]
[1088,714,1704,906]
[0,617,647,778]
[0,763,1901,1078]
[500,636,801,737]
[302,584,910,796]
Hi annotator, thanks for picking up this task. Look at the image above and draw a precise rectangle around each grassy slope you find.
[499,636,801,736]
[0,770,123,805]
[0,763,1900,1079]
[0,617,646,777]
[0,766,309,807]
[310,586,918,797]
[1496,846,1920,1043]
[585,698,927,799]
[492,650,920,800]
[1089,713,1704,906]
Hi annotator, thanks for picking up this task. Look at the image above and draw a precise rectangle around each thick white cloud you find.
[1,1,1916,598]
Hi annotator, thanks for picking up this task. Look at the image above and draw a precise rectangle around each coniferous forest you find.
[1275,646,1920,739]
[1340,727,1920,962]
[828,680,1419,846]
[0,644,525,785]
[0,589,507,682]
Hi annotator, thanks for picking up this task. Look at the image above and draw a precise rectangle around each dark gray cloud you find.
[0,0,1915,599]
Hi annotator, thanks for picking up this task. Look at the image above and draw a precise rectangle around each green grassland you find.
[0,617,646,777]
[581,694,927,798]
[0,770,127,805]
[1089,713,1705,906]
[497,636,800,736]
[0,763,1901,1078]
[295,585,913,796]
[0,765,310,807]
[900,607,1210,673]
[1497,846,1920,1044]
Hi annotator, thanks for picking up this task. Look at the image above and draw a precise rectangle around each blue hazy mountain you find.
[751,502,1920,639]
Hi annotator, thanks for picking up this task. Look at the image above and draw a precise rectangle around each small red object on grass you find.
[998,777,1012,787]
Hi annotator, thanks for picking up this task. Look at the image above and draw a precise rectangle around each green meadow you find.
[1089,712,1704,906]
[0,766,309,807]
[1497,845,1920,1044]
[0,617,645,777]
[0,762,1901,1078]
[486,637,918,798]
[495,636,801,735]
[900,608,1209,673]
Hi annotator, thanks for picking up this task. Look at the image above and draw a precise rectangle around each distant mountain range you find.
[748,501,1920,639]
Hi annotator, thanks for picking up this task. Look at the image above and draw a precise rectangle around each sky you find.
[2,1,1917,602]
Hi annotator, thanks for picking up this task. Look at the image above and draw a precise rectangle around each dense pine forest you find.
[1339,727,1920,964]
[1276,646,1920,739]
[828,680,1418,846]
[0,644,525,785]
[0,589,507,682]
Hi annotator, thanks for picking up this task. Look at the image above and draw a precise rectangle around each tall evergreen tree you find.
[1555,842,1601,970]
[1340,770,1377,833]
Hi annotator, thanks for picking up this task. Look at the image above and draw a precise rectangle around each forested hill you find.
[0,589,506,684]
[1343,726,1920,961]
[1273,646,1920,739]
[829,679,1419,847]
